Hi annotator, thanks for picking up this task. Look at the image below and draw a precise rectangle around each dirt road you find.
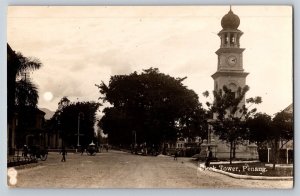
[8,150,293,188]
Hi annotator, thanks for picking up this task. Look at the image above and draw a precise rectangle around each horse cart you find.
[28,145,48,161]
[87,142,97,156]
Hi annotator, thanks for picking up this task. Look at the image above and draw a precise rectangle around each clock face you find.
[227,56,237,66]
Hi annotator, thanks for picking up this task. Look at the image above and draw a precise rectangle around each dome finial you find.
[221,6,240,29]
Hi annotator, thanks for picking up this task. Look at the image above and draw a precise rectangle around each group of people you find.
[60,144,108,162]
[131,143,159,156]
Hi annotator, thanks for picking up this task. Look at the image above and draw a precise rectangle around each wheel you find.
[30,154,35,159]
[40,153,48,161]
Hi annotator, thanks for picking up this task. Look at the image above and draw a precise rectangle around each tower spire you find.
[230,5,232,11]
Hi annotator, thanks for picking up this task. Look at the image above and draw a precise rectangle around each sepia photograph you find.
[6,5,293,188]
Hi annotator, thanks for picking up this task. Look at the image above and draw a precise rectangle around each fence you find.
[258,149,293,164]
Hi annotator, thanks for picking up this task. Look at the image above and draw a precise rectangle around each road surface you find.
[8,150,293,188]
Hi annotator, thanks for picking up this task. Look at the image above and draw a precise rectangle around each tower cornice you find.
[211,71,249,80]
[215,48,245,55]
[218,29,243,35]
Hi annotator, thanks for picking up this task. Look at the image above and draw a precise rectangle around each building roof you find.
[283,103,293,114]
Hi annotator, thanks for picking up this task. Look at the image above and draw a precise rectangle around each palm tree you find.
[15,78,39,107]
[7,44,42,122]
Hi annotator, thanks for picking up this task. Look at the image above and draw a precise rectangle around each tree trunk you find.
[271,139,278,170]
[229,141,233,164]
[233,140,236,159]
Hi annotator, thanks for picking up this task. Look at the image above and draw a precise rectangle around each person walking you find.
[81,146,85,155]
[174,150,178,161]
[61,147,67,162]
[22,145,28,157]
[205,146,213,168]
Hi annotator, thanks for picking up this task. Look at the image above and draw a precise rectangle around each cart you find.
[28,145,48,161]
[87,142,96,156]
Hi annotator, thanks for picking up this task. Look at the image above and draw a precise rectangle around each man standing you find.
[22,145,28,157]
[174,150,178,161]
[205,146,213,168]
[61,147,67,162]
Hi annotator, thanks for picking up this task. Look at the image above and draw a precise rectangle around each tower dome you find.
[221,9,240,29]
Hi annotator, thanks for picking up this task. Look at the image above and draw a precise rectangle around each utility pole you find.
[77,112,84,151]
[134,130,137,145]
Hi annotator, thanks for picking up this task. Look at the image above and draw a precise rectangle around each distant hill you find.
[40,108,55,120]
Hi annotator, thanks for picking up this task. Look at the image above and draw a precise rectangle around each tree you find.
[51,99,101,148]
[7,44,42,122]
[7,44,42,151]
[180,106,209,145]
[96,68,206,147]
[247,111,293,169]
[13,78,40,147]
[204,85,262,164]
[246,113,272,149]
[272,110,293,148]
[58,96,71,111]
[15,79,39,107]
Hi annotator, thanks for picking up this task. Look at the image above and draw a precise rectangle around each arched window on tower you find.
[228,83,238,98]
[225,35,229,45]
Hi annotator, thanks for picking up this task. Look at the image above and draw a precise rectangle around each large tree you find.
[96,68,206,147]
[204,85,261,164]
[15,79,39,107]
[51,98,101,148]
[246,113,272,149]
[7,44,42,150]
[7,44,42,122]
[247,111,293,169]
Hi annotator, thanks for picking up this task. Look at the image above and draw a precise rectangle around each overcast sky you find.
[7,6,292,116]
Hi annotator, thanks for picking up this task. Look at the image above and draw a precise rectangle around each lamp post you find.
[56,111,61,149]
[134,130,136,145]
[267,147,271,163]
[286,148,289,164]
[77,112,84,150]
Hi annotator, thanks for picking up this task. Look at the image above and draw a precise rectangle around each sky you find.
[7,6,293,117]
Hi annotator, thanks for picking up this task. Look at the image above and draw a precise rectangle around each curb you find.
[11,162,42,170]
[198,163,293,180]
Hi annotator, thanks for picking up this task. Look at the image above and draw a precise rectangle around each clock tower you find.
[212,7,248,109]
[206,8,258,159]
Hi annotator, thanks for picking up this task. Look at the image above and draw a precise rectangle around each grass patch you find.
[210,162,293,177]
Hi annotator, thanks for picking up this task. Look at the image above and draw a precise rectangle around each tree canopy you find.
[7,44,42,120]
[96,68,206,146]
[204,85,262,163]
[50,97,101,147]
[247,110,293,169]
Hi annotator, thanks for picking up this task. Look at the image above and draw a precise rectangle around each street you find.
[9,150,293,188]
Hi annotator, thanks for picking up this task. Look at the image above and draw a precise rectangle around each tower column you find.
[234,33,237,47]
[221,34,225,47]
[237,34,240,47]
[227,32,230,47]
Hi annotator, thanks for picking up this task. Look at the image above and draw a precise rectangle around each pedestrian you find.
[134,144,138,154]
[61,147,67,162]
[205,146,213,168]
[174,150,178,161]
[22,145,28,157]
[81,146,85,155]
